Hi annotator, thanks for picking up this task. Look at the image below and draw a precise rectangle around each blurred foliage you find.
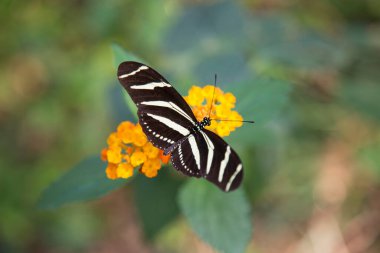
[133,168,183,240]
[37,156,126,209]
[179,180,251,253]
[1,0,380,253]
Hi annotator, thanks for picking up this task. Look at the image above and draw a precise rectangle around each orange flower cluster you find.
[101,122,170,180]
[102,85,244,180]
[184,85,243,137]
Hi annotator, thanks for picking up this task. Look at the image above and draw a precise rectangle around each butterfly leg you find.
[163,134,191,155]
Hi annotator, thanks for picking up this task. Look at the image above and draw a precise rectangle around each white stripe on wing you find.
[200,131,214,175]
[225,164,242,191]
[118,65,148,79]
[188,135,201,170]
[218,146,231,182]
[130,82,171,90]
[141,101,195,124]
[146,113,190,136]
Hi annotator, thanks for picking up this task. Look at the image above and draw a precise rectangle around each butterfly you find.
[117,61,244,191]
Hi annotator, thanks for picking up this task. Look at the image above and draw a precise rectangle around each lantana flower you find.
[101,122,170,179]
[184,85,243,137]
[101,85,244,180]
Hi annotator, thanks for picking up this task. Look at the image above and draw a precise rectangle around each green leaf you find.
[178,179,252,253]
[163,1,247,52]
[338,49,380,122]
[235,77,291,123]
[133,168,184,240]
[339,80,380,121]
[249,15,348,70]
[38,156,126,209]
[111,44,145,119]
[111,43,144,68]
[357,140,380,178]
[194,52,251,85]
[227,77,292,145]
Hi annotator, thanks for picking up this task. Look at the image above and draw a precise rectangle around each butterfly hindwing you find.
[170,134,202,178]
[118,61,197,150]
[201,129,243,192]
[170,129,243,191]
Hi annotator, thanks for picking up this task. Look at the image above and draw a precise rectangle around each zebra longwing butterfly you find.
[117,61,244,192]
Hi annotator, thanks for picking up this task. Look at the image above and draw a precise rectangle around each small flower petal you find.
[106,163,118,179]
[185,86,204,106]
[130,151,147,167]
[116,163,134,179]
[107,147,122,164]
[159,150,170,164]
[107,132,121,147]
[132,124,147,147]
[143,142,160,159]
[143,169,158,178]
[216,122,231,137]
[126,147,133,154]
[203,85,222,102]
[215,105,231,119]
[141,158,161,178]
[228,111,243,127]
[123,154,131,163]
[100,148,108,161]
[117,121,135,144]
[217,92,236,109]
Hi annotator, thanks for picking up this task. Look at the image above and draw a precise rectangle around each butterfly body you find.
[117,61,243,192]
[191,117,212,132]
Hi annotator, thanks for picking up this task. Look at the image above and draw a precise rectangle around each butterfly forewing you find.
[118,61,197,150]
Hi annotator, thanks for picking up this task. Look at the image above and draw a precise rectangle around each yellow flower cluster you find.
[184,85,243,137]
[101,121,170,180]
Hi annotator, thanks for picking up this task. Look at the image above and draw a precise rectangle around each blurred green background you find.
[1,0,380,252]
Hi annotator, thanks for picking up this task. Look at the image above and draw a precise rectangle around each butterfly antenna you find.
[210,119,255,124]
[208,74,217,118]
[208,75,254,124]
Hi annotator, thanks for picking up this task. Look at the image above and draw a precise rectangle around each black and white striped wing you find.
[117,61,197,150]
[170,135,202,178]
[171,129,243,192]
